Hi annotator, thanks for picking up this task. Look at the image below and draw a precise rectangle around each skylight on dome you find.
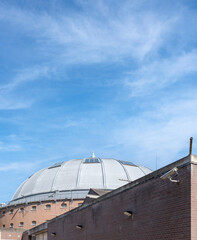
[84,158,100,163]
[118,160,136,166]
[48,162,63,169]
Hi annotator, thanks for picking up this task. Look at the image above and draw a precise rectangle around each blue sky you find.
[0,0,197,203]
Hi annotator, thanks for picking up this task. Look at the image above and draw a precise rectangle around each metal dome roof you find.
[10,155,152,205]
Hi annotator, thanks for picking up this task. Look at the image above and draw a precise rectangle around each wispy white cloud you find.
[0,66,50,93]
[0,162,34,171]
[0,134,38,154]
[0,1,177,63]
[125,51,197,96]
[0,153,69,172]
[0,141,22,152]
[0,65,50,110]
[0,0,197,204]
[112,94,197,168]
[49,117,88,129]
[0,96,31,110]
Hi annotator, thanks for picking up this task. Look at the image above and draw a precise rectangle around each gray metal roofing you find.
[10,158,152,205]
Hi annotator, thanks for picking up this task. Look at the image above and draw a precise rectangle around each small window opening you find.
[19,222,24,227]
[31,206,36,211]
[45,204,51,210]
[20,207,24,212]
[32,221,36,226]
[61,203,67,208]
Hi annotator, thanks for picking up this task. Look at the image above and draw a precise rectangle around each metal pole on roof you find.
[189,137,193,155]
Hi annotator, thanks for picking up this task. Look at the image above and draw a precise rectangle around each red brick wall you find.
[48,165,191,240]
[0,199,83,230]
[0,229,23,240]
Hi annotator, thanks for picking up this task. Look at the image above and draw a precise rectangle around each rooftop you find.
[8,155,151,206]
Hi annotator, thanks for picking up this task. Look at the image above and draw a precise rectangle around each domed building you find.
[0,154,151,230]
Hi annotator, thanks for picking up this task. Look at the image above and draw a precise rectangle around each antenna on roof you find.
[189,137,193,155]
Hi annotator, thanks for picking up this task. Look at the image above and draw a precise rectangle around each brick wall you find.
[0,200,83,230]
[191,163,197,239]
[48,164,191,240]
[0,229,23,240]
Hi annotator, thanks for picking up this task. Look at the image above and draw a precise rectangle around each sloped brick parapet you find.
[23,154,197,240]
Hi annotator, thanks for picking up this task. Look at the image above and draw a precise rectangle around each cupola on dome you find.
[10,154,152,205]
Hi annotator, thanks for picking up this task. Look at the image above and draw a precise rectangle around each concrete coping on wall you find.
[26,222,48,236]
[24,153,196,237]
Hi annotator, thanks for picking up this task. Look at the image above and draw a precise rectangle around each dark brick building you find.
[22,153,197,240]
